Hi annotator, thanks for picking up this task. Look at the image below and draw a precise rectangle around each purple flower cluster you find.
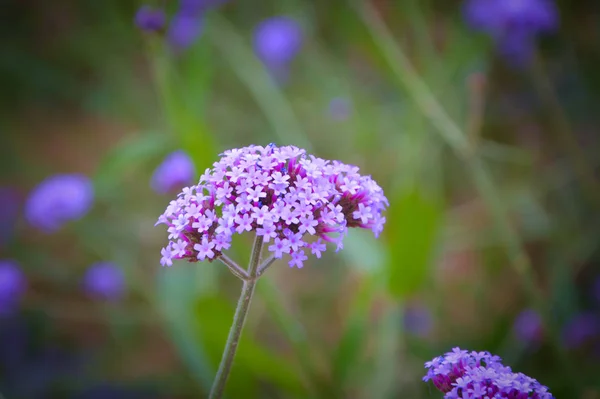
[135,0,228,50]
[134,5,167,32]
[513,308,543,344]
[25,174,94,233]
[463,0,559,64]
[423,347,554,398]
[151,150,196,194]
[253,17,303,83]
[0,260,26,315]
[156,144,388,269]
[82,262,125,301]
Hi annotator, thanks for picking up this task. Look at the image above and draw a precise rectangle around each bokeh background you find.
[1,0,600,398]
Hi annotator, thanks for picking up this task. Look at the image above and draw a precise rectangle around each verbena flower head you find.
[0,260,26,315]
[423,347,554,398]
[134,5,166,32]
[513,308,543,344]
[463,0,558,64]
[151,150,196,194]
[253,17,303,67]
[25,174,94,233]
[156,144,388,269]
[83,262,125,301]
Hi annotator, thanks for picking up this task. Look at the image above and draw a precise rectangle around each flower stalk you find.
[208,236,263,399]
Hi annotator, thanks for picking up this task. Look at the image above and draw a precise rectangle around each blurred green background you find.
[1,0,600,398]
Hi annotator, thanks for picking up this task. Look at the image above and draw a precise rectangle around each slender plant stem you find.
[208,236,263,399]
[257,254,276,276]
[218,254,249,281]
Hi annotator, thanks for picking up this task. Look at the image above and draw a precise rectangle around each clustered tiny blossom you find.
[423,347,554,399]
[156,144,388,269]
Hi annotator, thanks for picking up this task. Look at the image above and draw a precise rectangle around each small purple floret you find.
[155,144,388,269]
[135,5,166,32]
[83,262,125,301]
[253,17,303,67]
[0,260,26,315]
[424,347,554,398]
[151,151,196,194]
[25,174,94,233]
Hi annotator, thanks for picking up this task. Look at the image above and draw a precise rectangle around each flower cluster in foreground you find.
[424,347,554,399]
[156,144,388,269]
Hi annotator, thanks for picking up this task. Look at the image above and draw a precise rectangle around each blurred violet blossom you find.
[423,347,554,398]
[0,186,20,248]
[462,0,559,65]
[156,144,388,269]
[151,150,196,194]
[328,97,352,121]
[135,0,227,50]
[167,12,205,51]
[513,308,544,344]
[561,312,600,350]
[167,0,228,51]
[253,17,303,82]
[134,5,166,32]
[25,174,94,233]
[0,260,26,315]
[403,304,433,337]
[82,262,125,301]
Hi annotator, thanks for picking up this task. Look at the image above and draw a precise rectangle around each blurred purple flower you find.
[25,174,94,233]
[403,304,433,337]
[463,0,559,64]
[0,260,26,315]
[179,0,228,15]
[513,308,543,344]
[167,13,205,51]
[561,312,600,350]
[134,5,166,32]
[0,187,20,248]
[151,150,196,194]
[253,17,303,67]
[328,97,352,121]
[83,262,125,301]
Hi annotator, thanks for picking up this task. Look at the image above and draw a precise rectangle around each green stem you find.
[208,235,263,399]
[218,253,249,280]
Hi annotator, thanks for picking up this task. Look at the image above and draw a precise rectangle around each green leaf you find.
[331,275,379,393]
[384,188,443,298]
[156,265,215,394]
[151,40,218,174]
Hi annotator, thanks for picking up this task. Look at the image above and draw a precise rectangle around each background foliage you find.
[1,0,599,398]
